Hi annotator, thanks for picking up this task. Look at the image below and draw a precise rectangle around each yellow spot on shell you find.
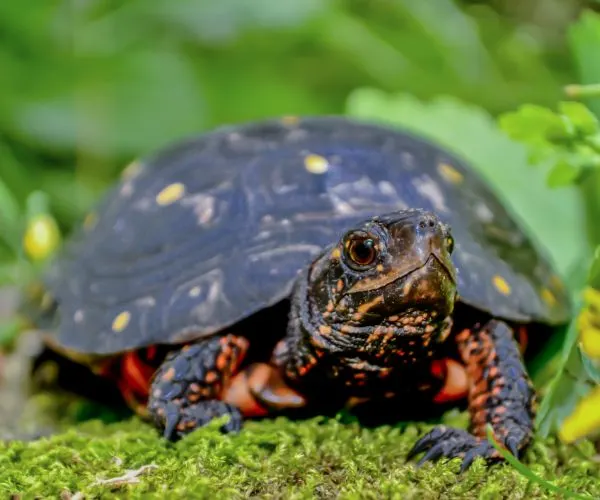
[281,115,300,126]
[189,286,202,297]
[438,162,463,184]
[156,183,186,206]
[331,248,341,259]
[492,275,511,295]
[121,160,142,180]
[112,311,131,333]
[304,154,329,174]
[541,287,557,307]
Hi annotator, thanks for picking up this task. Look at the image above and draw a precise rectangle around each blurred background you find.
[1,0,600,443]
[0,0,599,298]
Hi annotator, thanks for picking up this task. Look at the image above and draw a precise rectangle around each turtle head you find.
[303,209,458,364]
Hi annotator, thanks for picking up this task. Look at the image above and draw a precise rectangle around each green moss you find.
[1,414,598,499]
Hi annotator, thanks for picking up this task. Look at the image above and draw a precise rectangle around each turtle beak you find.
[429,240,456,285]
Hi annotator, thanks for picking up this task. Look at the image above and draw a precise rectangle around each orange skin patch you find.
[222,363,306,418]
[205,371,218,384]
[517,326,528,354]
[162,367,175,382]
[110,349,164,417]
[357,295,384,314]
[431,358,469,404]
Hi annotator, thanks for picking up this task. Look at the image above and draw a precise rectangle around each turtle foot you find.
[407,426,501,472]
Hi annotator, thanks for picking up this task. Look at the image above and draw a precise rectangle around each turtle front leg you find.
[408,319,536,471]
[148,334,250,440]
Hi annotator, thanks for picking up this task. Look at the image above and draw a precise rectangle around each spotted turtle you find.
[27,116,570,470]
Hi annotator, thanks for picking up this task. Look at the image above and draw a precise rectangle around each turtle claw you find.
[459,442,494,472]
[162,403,181,440]
[506,436,520,458]
[408,426,499,471]
[158,401,243,441]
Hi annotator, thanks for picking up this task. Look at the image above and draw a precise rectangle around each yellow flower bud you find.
[23,214,61,262]
[559,386,600,443]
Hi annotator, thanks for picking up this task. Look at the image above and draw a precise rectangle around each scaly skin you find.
[147,335,249,439]
[407,319,536,471]
[145,335,306,440]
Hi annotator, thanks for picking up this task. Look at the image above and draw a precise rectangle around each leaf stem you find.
[564,84,600,99]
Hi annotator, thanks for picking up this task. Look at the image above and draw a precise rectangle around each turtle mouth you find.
[347,251,456,295]
[426,252,457,285]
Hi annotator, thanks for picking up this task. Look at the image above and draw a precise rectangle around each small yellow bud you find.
[23,214,61,262]
[559,386,600,443]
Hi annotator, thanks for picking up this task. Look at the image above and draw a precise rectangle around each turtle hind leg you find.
[148,334,250,440]
[408,319,536,471]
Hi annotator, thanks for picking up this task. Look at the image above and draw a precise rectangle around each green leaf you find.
[345,88,589,278]
[558,101,599,136]
[585,132,600,152]
[547,160,582,187]
[536,314,595,437]
[499,104,568,145]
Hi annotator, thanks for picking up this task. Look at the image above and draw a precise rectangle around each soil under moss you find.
[1,409,599,499]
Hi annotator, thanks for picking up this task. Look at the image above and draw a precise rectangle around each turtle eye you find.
[344,232,378,269]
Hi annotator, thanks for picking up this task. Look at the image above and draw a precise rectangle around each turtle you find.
[26,116,570,470]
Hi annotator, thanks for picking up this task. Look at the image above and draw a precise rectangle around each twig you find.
[564,84,600,99]
[92,464,159,489]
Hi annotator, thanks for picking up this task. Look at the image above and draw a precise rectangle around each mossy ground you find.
[0,332,598,499]
[1,401,599,500]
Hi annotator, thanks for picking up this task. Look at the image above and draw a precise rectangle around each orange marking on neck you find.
[357,295,384,314]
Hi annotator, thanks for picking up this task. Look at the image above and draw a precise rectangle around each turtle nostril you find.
[418,216,438,230]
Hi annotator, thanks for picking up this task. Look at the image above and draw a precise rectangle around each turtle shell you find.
[42,116,570,355]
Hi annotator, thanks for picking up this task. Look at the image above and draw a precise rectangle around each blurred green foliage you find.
[0,0,592,283]
[497,85,600,439]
